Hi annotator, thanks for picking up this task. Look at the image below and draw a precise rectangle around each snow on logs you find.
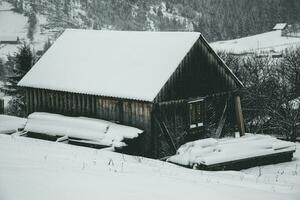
[24,112,143,148]
[167,134,296,170]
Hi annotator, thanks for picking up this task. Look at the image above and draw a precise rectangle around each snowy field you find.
[0,133,299,200]
[211,30,300,54]
[0,1,27,59]
[0,1,55,60]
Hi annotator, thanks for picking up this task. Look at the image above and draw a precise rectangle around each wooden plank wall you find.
[26,88,155,156]
[154,100,189,158]
[26,88,98,117]
[154,38,239,103]
[95,97,153,156]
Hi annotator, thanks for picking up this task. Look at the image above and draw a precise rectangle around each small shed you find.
[0,36,20,44]
[273,23,287,31]
[18,29,245,158]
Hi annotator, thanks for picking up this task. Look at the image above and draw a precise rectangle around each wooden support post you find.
[0,98,4,114]
[234,95,245,137]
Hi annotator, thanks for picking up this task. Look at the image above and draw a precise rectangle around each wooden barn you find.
[0,36,20,44]
[18,29,245,158]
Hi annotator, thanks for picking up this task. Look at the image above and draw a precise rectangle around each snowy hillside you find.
[0,1,56,59]
[211,30,300,55]
[0,134,299,200]
[0,1,27,59]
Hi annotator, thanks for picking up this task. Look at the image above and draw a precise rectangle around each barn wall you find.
[25,88,154,157]
[95,97,154,156]
[154,37,239,103]
[152,100,190,158]
[151,37,242,157]
[153,91,237,158]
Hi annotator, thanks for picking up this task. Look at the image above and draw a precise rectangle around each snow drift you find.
[0,115,27,134]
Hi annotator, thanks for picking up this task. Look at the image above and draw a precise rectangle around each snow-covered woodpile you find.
[167,134,296,170]
[24,112,143,148]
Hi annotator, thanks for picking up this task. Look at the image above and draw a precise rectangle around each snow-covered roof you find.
[18,29,201,101]
[24,112,143,147]
[273,23,287,30]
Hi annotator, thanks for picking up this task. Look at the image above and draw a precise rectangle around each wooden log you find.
[234,95,245,136]
[216,101,227,138]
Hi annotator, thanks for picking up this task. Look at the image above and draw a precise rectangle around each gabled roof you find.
[273,23,287,30]
[18,29,200,101]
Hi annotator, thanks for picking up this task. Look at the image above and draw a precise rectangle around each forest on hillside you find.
[6,0,300,41]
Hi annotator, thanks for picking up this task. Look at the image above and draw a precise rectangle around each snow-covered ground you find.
[0,114,26,134]
[211,30,300,54]
[0,133,299,200]
[0,1,27,59]
[0,80,12,109]
[0,1,56,60]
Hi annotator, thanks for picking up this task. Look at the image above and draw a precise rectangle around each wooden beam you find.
[216,101,228,138]
[234,95,245,136]
[0,98,4,114]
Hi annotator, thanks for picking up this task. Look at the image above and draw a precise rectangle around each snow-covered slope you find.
[211,30,300,54]
[0,1,27,59]
[0,114,26,134]
[0,134,299,200]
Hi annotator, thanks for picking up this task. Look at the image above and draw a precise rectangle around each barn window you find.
[188,99,205,129]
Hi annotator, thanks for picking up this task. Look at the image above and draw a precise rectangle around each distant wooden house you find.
[18,29,245,158]
[0,36,20,44]
[273,23,287,31]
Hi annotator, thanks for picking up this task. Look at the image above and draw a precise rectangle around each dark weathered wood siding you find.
[151,36,241,158]
[25,88,154,156]
[154,36,239,102]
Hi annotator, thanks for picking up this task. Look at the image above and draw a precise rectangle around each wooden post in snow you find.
[0,98,4,114]
[234,95,245,137]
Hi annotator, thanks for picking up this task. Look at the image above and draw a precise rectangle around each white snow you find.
[25,112,143,147]
[18,29,200,101]
[288,96,300,110]
[0,1,27,58]
[0,114,27,134]
[0,134,299,200]
[167,134,296,167]
[211,30,300,54]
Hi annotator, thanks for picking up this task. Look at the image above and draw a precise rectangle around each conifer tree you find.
[3,43,34,116]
